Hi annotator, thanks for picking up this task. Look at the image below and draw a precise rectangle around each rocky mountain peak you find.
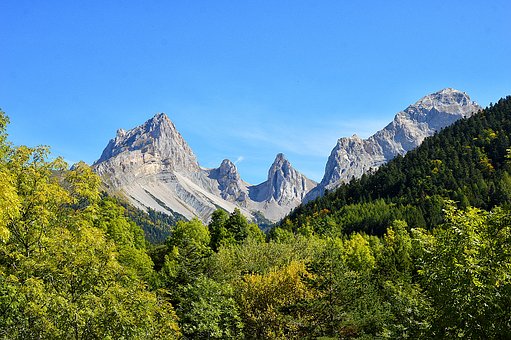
[304,88,481,203]
[250,153,316,205]
[268,153,291,180]
[93,88,477,223]
[209,159,241,185]
[142,113,179,141]
[415,88,475,109]
[208,159,247,203]
[219,159,238,174]
[400,88,480,130]
[93,112,200,176]
[116,128,127,138]
[93,112,318,223]
[275,152,286,160]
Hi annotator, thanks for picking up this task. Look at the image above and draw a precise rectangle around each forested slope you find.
[2,99,511,339]
[284,96,511,235]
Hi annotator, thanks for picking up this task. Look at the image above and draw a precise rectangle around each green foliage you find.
[161,219,212,289]
[3,98,511,339]
[208,208,265,251]
[178,276,243,339]
[287,96,511,236]
[2,226,178,339]
[168,218,211,250]
[414,205,511,338]
[114,195,184,244]
[304,237,392,338]
[235,261,316,339]
[0,111,181,339]
[378,220,413,280]
[6,145,69,257]
[208,208,231,251]
[208,236,318,283]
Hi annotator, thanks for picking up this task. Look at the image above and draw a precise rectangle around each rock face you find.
[250,153,316,206]
[95,113,201,182]
[94,88,480,222]
[207,159,248,203]
[305,88,481,201]
[93,114,315,223]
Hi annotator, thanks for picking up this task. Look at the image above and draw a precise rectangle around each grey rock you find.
[207,159,248,204]
[250,153,316,205]
[305,88,481,202]
[93,88,478,222]
[93,114,315,223]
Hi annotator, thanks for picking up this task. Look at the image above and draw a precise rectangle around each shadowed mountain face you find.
[93,115,315,223]
[303,88,481,202]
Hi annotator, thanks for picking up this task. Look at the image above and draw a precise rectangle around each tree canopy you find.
[2,96,511,339]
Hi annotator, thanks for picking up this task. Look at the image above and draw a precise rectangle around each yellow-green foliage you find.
[3,104,511,339]
[0,110,180,339]
[236,261,316,339]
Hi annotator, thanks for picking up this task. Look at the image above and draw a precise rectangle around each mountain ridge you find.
[93,88,480,223]
[284,95,511,236]
[93,116,315,223]
[304,88,481,202]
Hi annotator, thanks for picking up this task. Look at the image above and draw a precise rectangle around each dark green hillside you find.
[284,96,511,235]
[3,98,511,338]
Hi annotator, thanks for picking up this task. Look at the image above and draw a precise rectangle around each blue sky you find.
[1,1,510,184]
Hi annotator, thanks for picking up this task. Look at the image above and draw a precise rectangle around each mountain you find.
[94,113,202,188]
[285,95,511,236]
[305,88,481,201]
[249,153,316,205]
[207,159,248,203]
[93,114,315,223]
[93,88,480,224]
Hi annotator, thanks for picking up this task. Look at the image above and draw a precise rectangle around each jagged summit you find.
[208,159,240,183]
[304,88,481,202]
[268,153,291,181]
[92,88,478,222]
[93,116,315,223]
[219,159,237,172]
[414,88,476,111]
[94,112,200,174]
[208,159,247,203]
[250,153,316,206]
[274,152,286,160]
[396,88,479,132]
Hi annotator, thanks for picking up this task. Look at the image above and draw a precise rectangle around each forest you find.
[286,96,511,235]
[1,98,511,339]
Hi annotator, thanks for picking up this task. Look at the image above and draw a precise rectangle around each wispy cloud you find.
[173,101,392,161]
[173,106,393,183]
[227,117,389,158]
[234,155,244,164]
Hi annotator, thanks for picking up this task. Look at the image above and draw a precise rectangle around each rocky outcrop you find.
[207,159,248,204]
[93,114,315,223]
[93,88,480,222]
[95,113,200,177]
[93,113,234,221]
[250,153,316,206]
[305,88,481,202]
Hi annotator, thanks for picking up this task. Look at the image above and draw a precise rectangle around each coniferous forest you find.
[2,97,511,339]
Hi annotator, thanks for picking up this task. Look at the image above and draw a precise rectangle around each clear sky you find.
[1,1,510,184]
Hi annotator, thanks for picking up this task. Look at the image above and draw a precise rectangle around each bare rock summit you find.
[93,88,480,223]
[250,153,316,206]
[305,88,481,202]
[93,114,315,223]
